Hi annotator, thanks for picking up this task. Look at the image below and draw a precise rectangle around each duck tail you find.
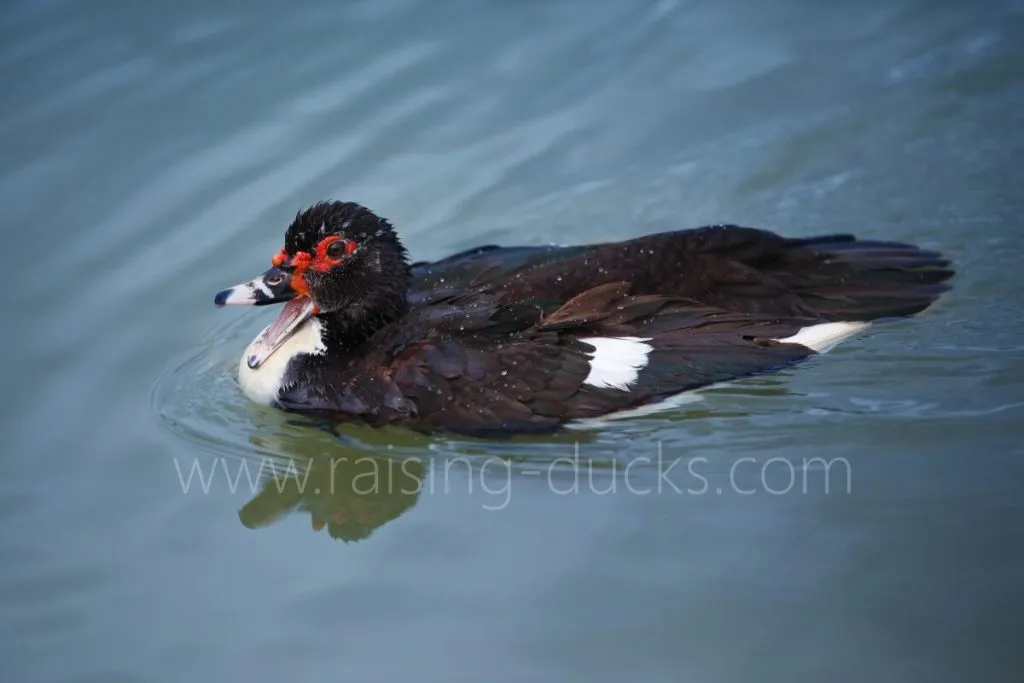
[775,235,955,321]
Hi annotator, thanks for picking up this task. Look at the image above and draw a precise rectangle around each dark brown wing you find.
[459,226,953,321]
[373,285,816,435]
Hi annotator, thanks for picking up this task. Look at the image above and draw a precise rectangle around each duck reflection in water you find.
[239,448,425,542]
[228,415,603,540]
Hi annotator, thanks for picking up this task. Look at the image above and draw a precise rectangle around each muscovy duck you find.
[214,201,953,435]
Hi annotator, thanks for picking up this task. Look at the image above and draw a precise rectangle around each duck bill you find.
[214,268,293,307]
[244,296,318,369]
[214,268,317,369]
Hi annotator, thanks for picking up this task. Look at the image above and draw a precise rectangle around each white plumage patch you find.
[568,385,716,429]
[238,317,326,405]
[569,321,872,428]
[579,336,654,391]
[773,321,871,353]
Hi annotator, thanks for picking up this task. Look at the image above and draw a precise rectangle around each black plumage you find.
[228,201,954,435]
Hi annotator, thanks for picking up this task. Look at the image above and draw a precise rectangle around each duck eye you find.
[326,239,353,259]
[265,272,285,286]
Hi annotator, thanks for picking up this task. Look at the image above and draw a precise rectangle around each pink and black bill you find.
[214,266,318,370]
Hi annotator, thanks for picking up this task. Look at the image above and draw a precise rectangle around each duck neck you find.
[316,284,410,352]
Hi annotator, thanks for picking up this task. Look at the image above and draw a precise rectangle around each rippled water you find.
[4,0,1024,681]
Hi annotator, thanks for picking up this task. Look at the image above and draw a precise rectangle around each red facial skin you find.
[271,237,358,296]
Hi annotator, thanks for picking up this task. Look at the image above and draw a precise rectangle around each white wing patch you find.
[568,321,871,427]
[579,336,654,391]
[773,321,871,353]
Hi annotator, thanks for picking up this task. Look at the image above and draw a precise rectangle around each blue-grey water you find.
[3,1,1024,681]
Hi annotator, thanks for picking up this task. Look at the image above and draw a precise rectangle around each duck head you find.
[215,201,411,368]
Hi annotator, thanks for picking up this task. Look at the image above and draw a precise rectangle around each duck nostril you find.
[265,273,284,286]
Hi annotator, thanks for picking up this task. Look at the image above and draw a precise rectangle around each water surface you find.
[3,1,1024,681]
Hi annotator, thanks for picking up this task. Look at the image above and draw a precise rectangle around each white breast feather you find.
[237,318,326,405]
